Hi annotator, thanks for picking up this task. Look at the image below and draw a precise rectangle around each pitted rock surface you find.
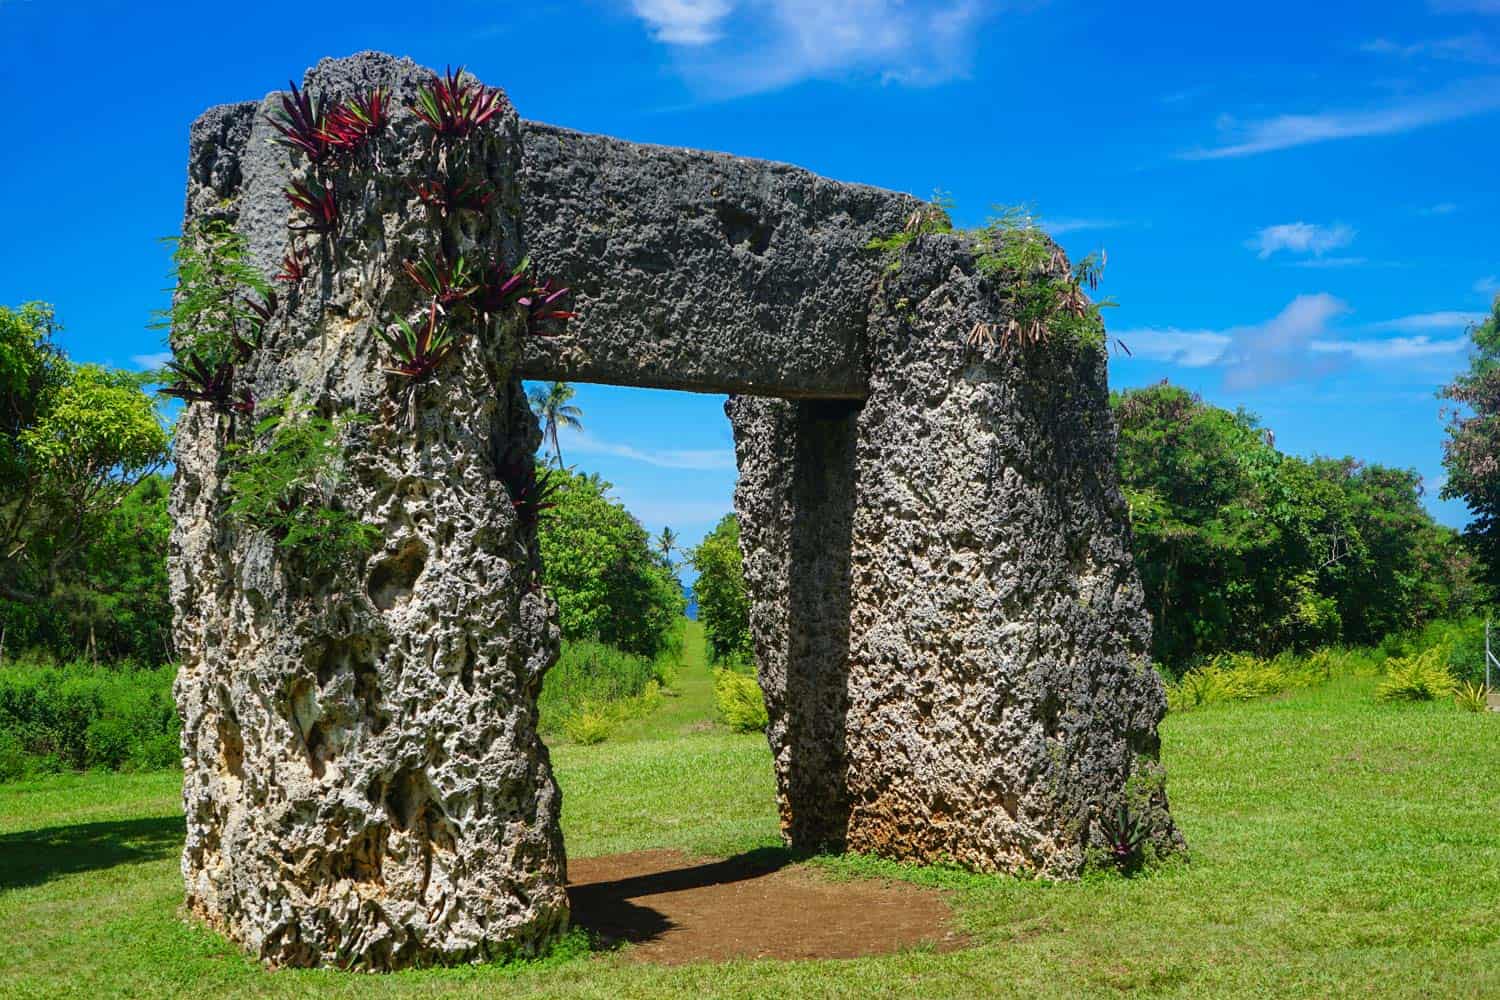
[172,52,566,970]
[174,51,1180,971]
[729,234,1181,876]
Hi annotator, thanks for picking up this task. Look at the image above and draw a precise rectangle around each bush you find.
[1165,646,1380,713]
[1376,647,1457,703]
[539,639,676,742]
[690,515,753,663]
[0,660,179,778]
[538,468,686,659]
[714,668,769,733]
[1455,680,1489,713]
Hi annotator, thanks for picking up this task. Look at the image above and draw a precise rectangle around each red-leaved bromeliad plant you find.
[378,301,465,382]
[412,66,506,140]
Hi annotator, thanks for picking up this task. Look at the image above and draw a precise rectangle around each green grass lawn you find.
[2,636,1498,998]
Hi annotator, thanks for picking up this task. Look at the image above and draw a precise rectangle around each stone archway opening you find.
[170,52,1181,971]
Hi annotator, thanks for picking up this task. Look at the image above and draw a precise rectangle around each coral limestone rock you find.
[173,51,1178,971]
[171,53,565,969]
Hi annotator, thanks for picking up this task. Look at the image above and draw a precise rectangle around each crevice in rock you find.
[368,537,427,611]
[716,202,773,255]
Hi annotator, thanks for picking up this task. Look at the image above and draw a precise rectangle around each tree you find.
[655,526,679,568]
[1440,295,1500,585]
[537,466,684,658]
[0,305,169,605]
[1115,381,1472,669]
[528,381,582,468]
[690,515,753,663]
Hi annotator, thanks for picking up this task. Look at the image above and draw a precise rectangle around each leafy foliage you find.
[528,381,583,467]
[153,220,272,369]
[378,301,465,381]
[864,190,955,272]
[402,253,478,314]
[0,306,169,630]
[1117,382,1475,669]
[319,87,390,153]
[266,79,331,164]
[537,467,686,659]
[412,66,507,139]
[1376,647,1457,702]
[224,400,378,575]
[1440,295,1500,586]
[539,637,675,743]
[713,667,769,733]
[690,514,754,663]
[1097,803,1149,867]
[1164,646,1379,713]
[410,175,495,217]
[0,660,179,779]
[1454,680,1489,713]
[285,177,339,238]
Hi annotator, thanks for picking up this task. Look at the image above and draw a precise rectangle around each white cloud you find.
[1310,335,1467,360]
[1045,217,1129,235]
[1367,310,1487,332]
[631,0,734,44]
[1475,275,1500,297]
[1247,221,1357,259]
[627,0,990,97]
[1290,256,1371,269]
[1180,79,1500,159]
[1362,34,1500,64]
[1419,201,1459,215]
[563,428,736,471]
[132,351,172,370]
[1111,328,1230,367]
[1216,294,1351,389]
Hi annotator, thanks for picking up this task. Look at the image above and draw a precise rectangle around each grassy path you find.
[3,675,1500,997]
[608,619,718,743]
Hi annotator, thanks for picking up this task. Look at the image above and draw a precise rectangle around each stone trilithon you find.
[170,51,1180,970]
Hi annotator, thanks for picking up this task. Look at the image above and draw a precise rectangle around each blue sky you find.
[3,0,1498,568]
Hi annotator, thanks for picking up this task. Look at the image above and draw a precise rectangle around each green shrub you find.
[1455,681,1489,713]
[0,660,179,778]
[690,515,753,663]
[714,668,769,733]
[564,709,612,745]
[1165,646,1381,714]
[1376,647,1457,703]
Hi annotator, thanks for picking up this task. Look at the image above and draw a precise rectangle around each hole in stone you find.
[385,768,426,833]
[716,202,773,255]
[332,824,387,884]
[354,660,390,735]
[459,640,476,695]
[305,721,328,779]
[368,538,427,611]
[217,713,244,779]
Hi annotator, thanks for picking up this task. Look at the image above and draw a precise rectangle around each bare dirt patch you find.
[566,848,968,964]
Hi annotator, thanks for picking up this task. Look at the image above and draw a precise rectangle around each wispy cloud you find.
[1368,310,1487,332]
[1310,335,1467,361]
[564,428,736,471]
[631,0,735,44]
[1476,275,1500,298]
[1290,256,1371,269]
[626,0,991,97]
[1419,201,1459,215]
[1115,296,1475,386]
[1180,78,1500,159]
[131,351,172,370]
[1247,221,1357,259]
[1362,34,1500,65]
[1430,0,1500,13]
[1111,328,1230,367]
[1045,217,1129,235]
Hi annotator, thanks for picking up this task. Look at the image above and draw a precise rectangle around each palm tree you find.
[528,381,583,467]
[655,526,679,568]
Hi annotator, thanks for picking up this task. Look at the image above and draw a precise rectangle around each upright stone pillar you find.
[730,234,1181,877]
[170,54,567,969]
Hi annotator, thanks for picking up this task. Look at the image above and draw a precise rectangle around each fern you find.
[224,399,379,575]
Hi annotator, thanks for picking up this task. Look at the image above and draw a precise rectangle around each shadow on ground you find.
[0,815,184,892]
[568,846,796,949]
[566,846,965,963]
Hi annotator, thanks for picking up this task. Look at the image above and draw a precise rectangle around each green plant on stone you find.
[224,398,378,575]
[864,189,956,273]
[1097,802,1149,869]
[1455,680,1489,713]
[152,220,273,371]
[971,206,1115,352]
